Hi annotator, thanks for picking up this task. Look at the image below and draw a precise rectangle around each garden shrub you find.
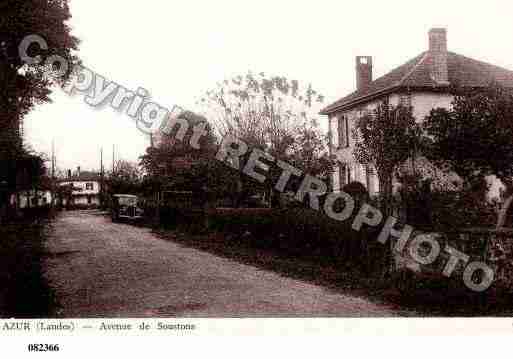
[398,176,497,231]
[208,205,383,275]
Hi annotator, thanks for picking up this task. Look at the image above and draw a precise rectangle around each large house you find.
[58,167,102,208]
[321,28,513,197]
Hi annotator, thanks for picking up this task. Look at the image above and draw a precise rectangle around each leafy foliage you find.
[208,207,384,275]
[0,151,47,191]
[423,83,513,228]
[200,72,331,164]
[352,101,421,215]
[0,0,79,158]
[0,0,78,219]
[397,173,496,230]
[200,72,324,150]
[107,160,143,195]
[199,72,334,204]
[424,83,513,187]
[139,111,240,198]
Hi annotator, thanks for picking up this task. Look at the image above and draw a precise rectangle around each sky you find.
[24,0,513,173]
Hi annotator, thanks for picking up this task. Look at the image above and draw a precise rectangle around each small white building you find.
[16,190,53,209]
[321,28,513,199]
[59,167,102,208]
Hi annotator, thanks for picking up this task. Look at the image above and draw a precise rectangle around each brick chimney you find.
[356,56,373,91]
[428,28,449,85]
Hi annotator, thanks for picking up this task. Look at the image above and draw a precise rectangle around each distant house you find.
[16,189,52,209]
[0,155,49,219]
[321,28,513,198]
[58,167,102,208]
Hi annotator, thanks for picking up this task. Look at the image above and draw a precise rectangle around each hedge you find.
[207,207,385,274]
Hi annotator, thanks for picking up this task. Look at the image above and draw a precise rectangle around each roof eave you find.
[319,84,460,116]
[319,85,401,116]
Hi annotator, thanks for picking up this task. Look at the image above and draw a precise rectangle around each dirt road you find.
[43,210,409,317]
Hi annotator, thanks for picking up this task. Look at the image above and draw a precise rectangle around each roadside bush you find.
[398,176,497,231]
[20,206,51,220]
[0,216,55,317]
[208,208,274,234]
[208,206,384,275]
[159,206,204,232]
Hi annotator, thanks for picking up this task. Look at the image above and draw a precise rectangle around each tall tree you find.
[0,0,79,157]
[423,83,513,228]
[108,160,143,195]
[139,111,229,196]
[352,101,421,217]
[199,72,325,157]
[0,0,78,219]
[199,72,333,205]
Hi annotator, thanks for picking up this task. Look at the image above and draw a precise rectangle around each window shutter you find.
[365,165,371,191]
[366,165,376,193]
[337,115,350,148]
[337,116,344,148]
[339,164,346,188]
[328,123,333,149]
[400,94,412,108]
[345,117,350,147]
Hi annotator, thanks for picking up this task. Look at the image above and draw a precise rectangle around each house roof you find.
[58,171,101,183]
[320,51,513,115]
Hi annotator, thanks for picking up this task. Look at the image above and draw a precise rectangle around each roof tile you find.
[321,52,513,114]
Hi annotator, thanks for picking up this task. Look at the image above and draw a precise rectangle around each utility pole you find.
[112,144,115,174]
[51,140,55,179]
[100,147,104,209]
[51,139,56,210]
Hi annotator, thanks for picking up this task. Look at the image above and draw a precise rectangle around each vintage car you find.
[111,194,144,222]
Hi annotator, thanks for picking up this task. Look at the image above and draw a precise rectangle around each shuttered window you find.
[339,164,346,189]
[365,165,372,192]
[400,94,412,108]
[337,115,350,148]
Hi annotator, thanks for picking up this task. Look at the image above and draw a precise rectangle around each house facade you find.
[17,190,52,209]
[321,28,513,198]
[58,167,102,208]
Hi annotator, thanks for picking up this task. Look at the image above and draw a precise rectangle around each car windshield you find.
[118,197,137,206]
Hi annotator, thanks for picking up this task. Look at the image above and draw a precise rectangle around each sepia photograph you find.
[2,0,513,354]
